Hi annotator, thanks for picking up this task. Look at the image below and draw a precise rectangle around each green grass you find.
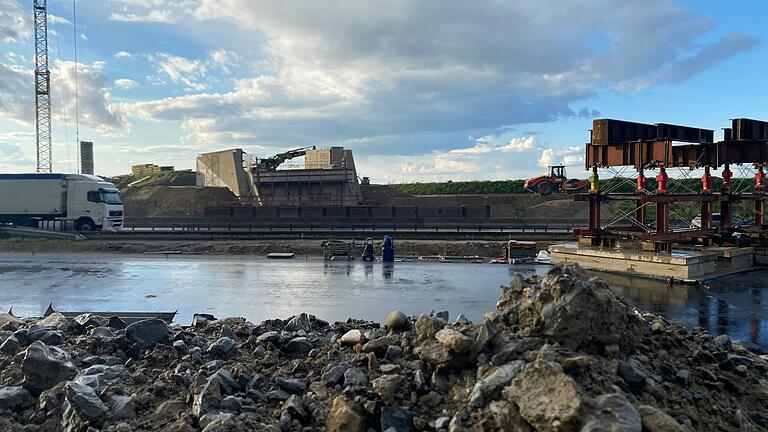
[109,171,196,189]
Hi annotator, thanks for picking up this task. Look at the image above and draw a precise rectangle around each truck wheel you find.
[75,218,96,231]
[537,182,553,196]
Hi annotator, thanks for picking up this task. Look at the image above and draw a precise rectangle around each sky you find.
[0,0,766,183]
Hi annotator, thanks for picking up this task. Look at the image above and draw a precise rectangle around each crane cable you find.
[72,0,80,174]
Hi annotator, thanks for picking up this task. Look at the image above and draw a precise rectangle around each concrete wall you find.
[196,149,255,198]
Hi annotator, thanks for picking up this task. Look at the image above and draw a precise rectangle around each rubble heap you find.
[0,264,766,431]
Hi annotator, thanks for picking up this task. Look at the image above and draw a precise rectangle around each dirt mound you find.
[124,186,236,217]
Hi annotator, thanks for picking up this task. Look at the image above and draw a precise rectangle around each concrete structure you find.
[80,141,94,175]
[132,164,174,177]
[196,149,255,198]
[549,243,753,279]
[250,146,362,206]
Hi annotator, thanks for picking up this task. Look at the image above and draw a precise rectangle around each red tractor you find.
[524,165,587,196]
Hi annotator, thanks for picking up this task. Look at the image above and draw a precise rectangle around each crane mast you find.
[33,0,52,173]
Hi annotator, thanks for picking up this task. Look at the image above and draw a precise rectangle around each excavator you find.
[253,146,316,171]
[524,165,587,195]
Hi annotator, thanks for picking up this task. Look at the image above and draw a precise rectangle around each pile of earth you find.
[123,186,237,218]
[0,263,766,431]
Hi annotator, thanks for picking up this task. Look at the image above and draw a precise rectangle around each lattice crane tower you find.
[33,0,52,173]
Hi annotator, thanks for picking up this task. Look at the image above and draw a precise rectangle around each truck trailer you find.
[0,174,123,231]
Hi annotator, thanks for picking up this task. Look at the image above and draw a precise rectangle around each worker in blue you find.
[382,235,395,262]
[362,238,375,262]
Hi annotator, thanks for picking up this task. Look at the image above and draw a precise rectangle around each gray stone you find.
[276,377,308,393]
[340,329,363,346]
[108,394,136,420]
[385,345,403,361]
[638,405,686,432]
[125,318,171,348]
[381,406,415,432]
[488,400,531,432]
[173,340,187,351]
[473,319,499,354]
[211,369,239,395]
[284,394,306,419]
[256,331,280,344]
[344,367,368,387]
[22,341,77,393]
[220,395,242,412]
[323,363,352,386]
[713,334,731,348]
[0,335,20,355]
[415,314,445,341]
[675,369,690,383]
[373,375,404,403]
[280,410,292,431]
[284,313,311,333]
[282,337,313,355]
[193,374,223,417]
[582,393,641,432]
[64,381,109,419]
[468,360,525,408]
[454,314,470,325]
[435,416,451,429]
[37,312,69,330]
[617,360,647,394]
[385,310,409,330]
[74,313,108,329]
[0,386,34,411]
[26,326,65,345]
[73,364,130,393]
[89,326,114,340]
[207,337,237,357]
[414,370,428,392]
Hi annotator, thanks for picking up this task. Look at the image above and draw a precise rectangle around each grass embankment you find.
[108,171,197,190]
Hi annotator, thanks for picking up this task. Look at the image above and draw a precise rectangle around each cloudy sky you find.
[0,0,765,182]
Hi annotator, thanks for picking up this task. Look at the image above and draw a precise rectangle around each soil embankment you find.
[0,264,763,430]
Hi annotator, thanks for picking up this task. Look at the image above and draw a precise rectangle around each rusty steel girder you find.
[585,141,716,169]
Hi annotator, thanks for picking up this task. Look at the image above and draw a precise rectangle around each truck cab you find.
[67,175,124,230]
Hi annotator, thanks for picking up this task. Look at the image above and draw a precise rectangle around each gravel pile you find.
[0,263,765,431]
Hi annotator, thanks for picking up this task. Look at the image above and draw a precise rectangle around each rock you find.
[73,313,108,329]
[713,334,731,348]
[454,313,470,325]
[256,331,280,344]
[125,318,171,348]
[650,319,666,333]
[211,369,239,395]
[498,264,642,352]
[0,386,35,411]
[37,312,69,330]
[617,360,647,394]
[372,374,405,403]
[582,393,641,432]
[340,329,363,346]
[26,326,65,345]
[675,369,690,383]
[284,313,311,333]
[284,394,306,419]
[504,360,584,431]
[108,316,128,330]
[108,394,136,420]
[468,360,525,408]
[381,406,416,432]
[38,381,65,411]
[275,377,308,393]
[473,319,499,354]
[326,396,365,432]
[64,381,109,419]
[344,367,368,387]
[385,310,409,330]
[488,400,531,432]
[435,328,473,353]
[435,416,451,429]
[207,337,237,357]
[415,314,445,341]
[380,364,400,374]
[385,345,403,361]
[89,326,114,340]
[21,341,77,393]
[280,410,292,431]
[414,370,428,392]
[322,363,351,386]
[282,337,313,355]
[362,336,397,357]
[0,335,20,355]
[193,374,223,417]
[74,364,130,393]
[638,405,687,432]
[220,395,242,412]
[192,313,216,327]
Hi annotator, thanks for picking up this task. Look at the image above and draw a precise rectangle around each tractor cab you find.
[549,165,567,179]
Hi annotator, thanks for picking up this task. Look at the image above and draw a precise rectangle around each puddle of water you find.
[0,255,765,346]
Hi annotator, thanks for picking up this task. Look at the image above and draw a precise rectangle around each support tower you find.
[33,0,52,173]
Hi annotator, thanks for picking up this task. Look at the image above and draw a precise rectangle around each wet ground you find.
[0,254,766,346]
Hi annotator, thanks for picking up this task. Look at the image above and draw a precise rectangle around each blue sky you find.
[0,0,766,182]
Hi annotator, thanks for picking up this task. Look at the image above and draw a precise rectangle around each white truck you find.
[0,174,123,231]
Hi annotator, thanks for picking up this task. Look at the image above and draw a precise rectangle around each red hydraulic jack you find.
[756,166,765,225]
[653,168,670,252]
[720,164,733,233]
[700,166,713,246]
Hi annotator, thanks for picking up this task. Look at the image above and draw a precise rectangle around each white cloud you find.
[110,10,175,23]
[500,136,537,153]
[149,52,208,90]
[48,15,72,26]
[0,0,27,42]
[114,78,139,89]
[115,51,133,59]
[538,146,583,168]
[210,49,239,74]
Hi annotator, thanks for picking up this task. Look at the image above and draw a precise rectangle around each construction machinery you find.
[524,165,587,195]
[254,146,316,171]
